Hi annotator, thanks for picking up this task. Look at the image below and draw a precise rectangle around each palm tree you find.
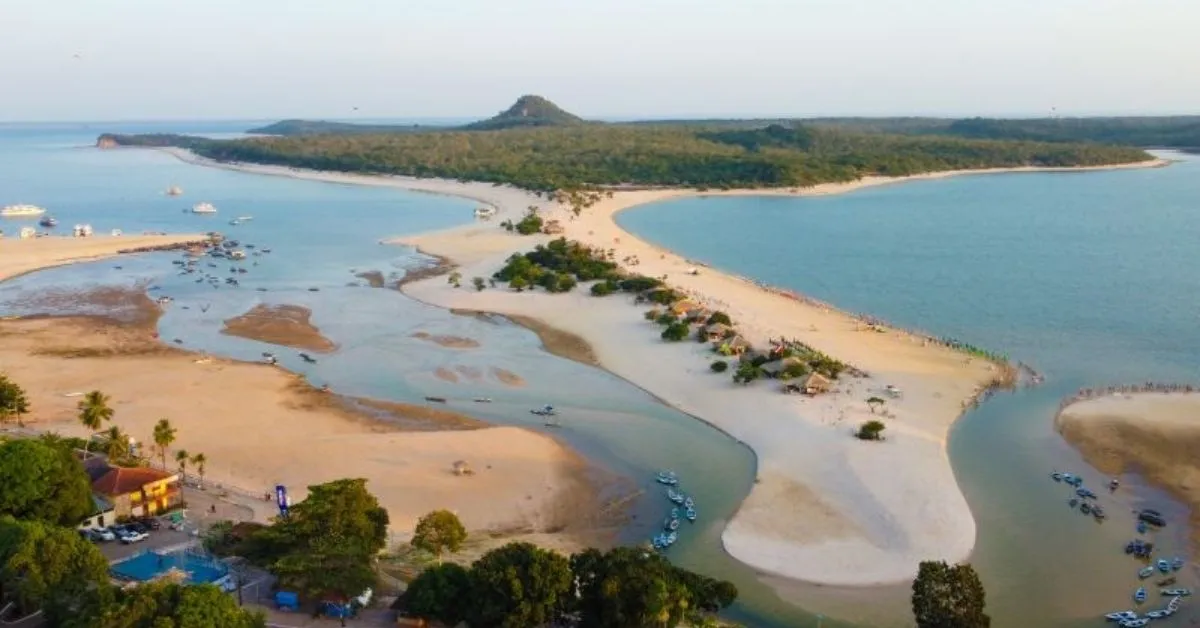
[103,425,130,462]
[175,449,190,480]
[191,453,207,488]
[77,390,114,456]
[152,419,177,470]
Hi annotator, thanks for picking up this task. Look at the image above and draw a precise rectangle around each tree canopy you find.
[466,541,574,628]
[911,560,991,628]
[403,562,472,626]
[69,580,266,628]
[411,509,468,562]
[0,375,30,426]
[0,438,93,526]
[0,515,110,623]
[253,478,388,601]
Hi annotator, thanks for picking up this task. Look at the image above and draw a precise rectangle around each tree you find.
[257,478,389,601]
[733,361,762,384]
[0,375,30,427]
[856,420,886,441]
[466,542,573,628]
[867,396,886,413]
[70,580,265,628]
[77,390,114,455]
[0,515,110,624]
[911,560,990,628]
[101,425,132,463]
[152,418,176,470]
[590,280,616,296]
[191,452,207,488]
[405,562,471,626]
[0,439,93,525]
[448,271,463,288]
[509,276,529,292]
[472,276,486,291]
[710,360,728,373]
[661,322,690,342]
[175,448,190,479]
[411,509,468,563]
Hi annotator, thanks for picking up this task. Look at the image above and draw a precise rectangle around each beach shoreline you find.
[157,146,1168,586]
[0,233,209,283]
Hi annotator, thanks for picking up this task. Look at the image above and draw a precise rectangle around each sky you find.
[1,0,1197,122]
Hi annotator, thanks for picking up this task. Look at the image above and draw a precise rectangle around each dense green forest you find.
[99,121,1151,192]
[247,119,443,135]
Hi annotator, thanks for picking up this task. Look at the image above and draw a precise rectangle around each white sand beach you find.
[0,233,207,282]
[163,147,1166,585]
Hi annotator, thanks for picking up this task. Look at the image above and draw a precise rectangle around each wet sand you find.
[1058,392,1200,552]
[221,304,337,353]
[0,233,208,282]
[411,331,481,349]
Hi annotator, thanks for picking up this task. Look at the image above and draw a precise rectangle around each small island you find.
[220,304,337,353]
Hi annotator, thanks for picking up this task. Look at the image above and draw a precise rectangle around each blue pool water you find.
[110,550,228,584]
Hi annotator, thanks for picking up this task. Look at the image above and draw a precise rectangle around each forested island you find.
[98,96,1160,192]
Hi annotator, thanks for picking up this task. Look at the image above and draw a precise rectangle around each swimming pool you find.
[110,550,229,584]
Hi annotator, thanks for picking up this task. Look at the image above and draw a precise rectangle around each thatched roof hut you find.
[760,356,807,378]
[799,372,832,395]
[716,335,752,356]
[702,322,732,340]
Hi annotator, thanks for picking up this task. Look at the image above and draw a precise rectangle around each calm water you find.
[619,154,1200,626]
[4,122,1197,626]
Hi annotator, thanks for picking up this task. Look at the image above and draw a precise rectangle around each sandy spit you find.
[0,233,208,282]
[160,146,1168,586]
[221,303,337,353]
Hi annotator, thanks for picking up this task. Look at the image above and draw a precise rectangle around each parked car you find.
[126,522,148,534]
[138,518,162,530]
[78,529,98,542]
[120,530,148,544]
[93,527,116,542]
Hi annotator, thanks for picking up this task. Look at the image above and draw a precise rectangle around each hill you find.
[461,95,586,131]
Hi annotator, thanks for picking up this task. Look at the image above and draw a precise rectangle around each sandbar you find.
[221,303,337,353]
[0,233,208,282]
[160,146,1167,585]
[411,331,481,349]
[1057,391,1200,552]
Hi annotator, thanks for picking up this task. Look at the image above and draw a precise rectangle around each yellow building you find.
[91,466,182,519]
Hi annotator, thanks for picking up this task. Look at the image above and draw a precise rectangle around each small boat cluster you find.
[650,472,697,551]
[1056,472,1194,625]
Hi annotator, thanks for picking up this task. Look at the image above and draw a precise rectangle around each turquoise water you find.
[618,154,1200,625]
[6,121,1198,626]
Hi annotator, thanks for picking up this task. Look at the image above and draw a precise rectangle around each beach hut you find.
[798,372,832,396]
[702,323,732,341]
[760,357,808,379]
[681,306,710,323]
[716,336,751,356]
[669,300,700,317]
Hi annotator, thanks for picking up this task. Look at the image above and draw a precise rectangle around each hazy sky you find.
[1,0,1197,121]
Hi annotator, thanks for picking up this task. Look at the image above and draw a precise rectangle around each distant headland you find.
[96,95,1187,193]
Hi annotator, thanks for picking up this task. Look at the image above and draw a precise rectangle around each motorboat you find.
[473,398,492,403]
[1051,471,1063,481]
[1077,488,1096,499]
[1138,566,1155,579]
[685,507,697,522]
[666,489,684,504]
[666,518,680,532]
[1145,610,1169,619]
[683,496,695,508]
[655,471,679,486]
[191,202,217,214]
[1119,619,1148,628]
[1092,505,1106,520]
[1161,588,1192,597]
[38,216,57,227]
[670,507,679,519]
[1171,557,1184,571]
[1138,510,1166,527]
[1105,611,1137,622]
[166,185,183,196]
[1134,587,1146,604]
[665,532,677,545]
[1080,502,1092,515]
[1137,521,1148,534]
[1069,498,1079,508]
[530,405,556,416]
[299,353,317,364]
[1156,559,1171,573]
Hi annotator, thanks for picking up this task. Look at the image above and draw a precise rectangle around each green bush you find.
[706,311,733,326]
[590,280,617,296]
[661,322,690,342]
[618,275,663,292]
[856,420,886,441]
[643,309,661,321]
[710,360,729,373]
[655,313,678,326]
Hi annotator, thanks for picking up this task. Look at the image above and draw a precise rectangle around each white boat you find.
[1145,610,1169,619]
[684,496,695,508]
[237,215,253,221]
[1105,611,1137,622]
[666,518,680,531]
[1,204,46,217]
[474,206,496,219]
[1171,557,1184,571]
[473,397,493,403]
[1138,566,1154,579]
[530,405,556,416]
[1156,559,1171,573]
[73,224,93,237]
[1120,619,1149,628]
[1161,588,1191,596]
[191,202,217,214]
[229,250,246,260]
[655,471,678,485]
[666,488,684,504]
[166,185,183,196]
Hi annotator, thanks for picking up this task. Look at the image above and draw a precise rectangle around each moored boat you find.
[1,204,46,217]
[1171,557,1184,571]
[1156,559,1171,573]
[530,405,556,416]
[1051,471,1062,481]
[1120,619,1148,628]
[666,489,684,504]
[191,202,217,214]
[655,471,679,485]
[38,215,57,227]
[685,507,697,522]
[1138,566,1154,579]
[1161,588,1191,596]
[1134,587,1146,604]
[1105,610,1137,622]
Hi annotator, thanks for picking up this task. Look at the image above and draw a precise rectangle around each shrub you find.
[661,322,690,342]
[733,362,761,384]
[781,362,809,379]
[706,311,733,326]
[856,420,886,441]
[644,309,661,321]
[619,276,662,292]
[472,276,486,291]
[710,360,729,373]
[590,280,617,297]
[655,313,678,326]
[515,212,544,235]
